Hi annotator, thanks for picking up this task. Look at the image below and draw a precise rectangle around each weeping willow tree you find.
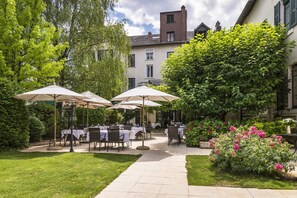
[43,0,130,99]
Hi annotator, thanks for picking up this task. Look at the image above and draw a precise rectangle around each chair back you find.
[168,126,179,139]
[89,127,101,142]
[123,125,132,130]
[108,128,120,142]
[66,134,78,141]
[109,125,120,130]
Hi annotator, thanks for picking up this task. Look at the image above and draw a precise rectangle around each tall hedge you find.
[0,78,29,151]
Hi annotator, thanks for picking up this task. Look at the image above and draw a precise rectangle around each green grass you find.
[0,152,140,198]
[186,155,297,189]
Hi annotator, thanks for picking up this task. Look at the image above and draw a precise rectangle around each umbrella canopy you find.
[122,100,161,107]
[15,85,87,102]
[108,102,139,110]
[112,86,179,150]
[15,85,87,147]
[112,85,179,102]
[81,91,112,106]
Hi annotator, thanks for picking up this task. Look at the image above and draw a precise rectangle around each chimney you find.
[181,5,187,41]
[148,32,152,36]
[215,21,222,32]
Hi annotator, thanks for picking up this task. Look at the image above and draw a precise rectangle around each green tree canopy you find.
[43,0,130,99]
[0,0,67,90]
[163,22,294,120]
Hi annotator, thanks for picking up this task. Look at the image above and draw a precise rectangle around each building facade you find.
[236,0,297,118]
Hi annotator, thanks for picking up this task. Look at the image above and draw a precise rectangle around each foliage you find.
[187,155,297,189]
[163,22,294,119]
[105,110,124,125]
[0,152,140,197]
[209,126,296,174]
[43,0,130,99]
[245,119,289,136]
[28,103,60,138]
[185,119,242,147]
[0,78,29,151]
[75,107,107,127]
[0,0,67,90]
[28,116,45,142]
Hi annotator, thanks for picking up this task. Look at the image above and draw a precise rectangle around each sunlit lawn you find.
[0,152,140,197]
[187,155,297,189]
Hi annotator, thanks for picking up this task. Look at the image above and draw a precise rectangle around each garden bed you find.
[186,155,297,189]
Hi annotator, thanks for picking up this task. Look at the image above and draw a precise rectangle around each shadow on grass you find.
[92,152,141,163]
[0,151,64,160]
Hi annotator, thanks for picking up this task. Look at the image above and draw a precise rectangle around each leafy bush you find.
[0,78,29,151]
[245,119,290,136]
[28,116,45,142]
[210,126,296,174]
[75,107,107,127]
[28,103,60,139]
[185,119,242,147]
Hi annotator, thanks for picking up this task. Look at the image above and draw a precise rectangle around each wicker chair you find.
[168,126,180,146]
[107,127,124,152]
[88,127,106,151]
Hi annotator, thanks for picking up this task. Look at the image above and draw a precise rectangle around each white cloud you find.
[124,23,146,36]
[114,0,249,35]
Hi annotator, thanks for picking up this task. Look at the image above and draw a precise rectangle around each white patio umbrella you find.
[121,100,161,107]
[112,85,179,150]
[108,102,139,110]
[15,85,88,148]
[79,91,112,127]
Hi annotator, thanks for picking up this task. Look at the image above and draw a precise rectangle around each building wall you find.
[242,0,297,117]
[160,6,187,42]
[127,44,181,86]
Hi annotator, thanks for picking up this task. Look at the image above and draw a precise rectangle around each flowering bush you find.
[209,126,296,174]
[185,119,242,147]
[245,119,292,136]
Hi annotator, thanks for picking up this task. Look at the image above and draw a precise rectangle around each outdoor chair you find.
[48,126,66,147]
[88,127,106,151]
[107,128,124,152]
[168,126,180,146]
[145,124,153,139]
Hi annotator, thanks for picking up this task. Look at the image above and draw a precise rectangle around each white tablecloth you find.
[86,130,131,143]
[61,129,85,140]
[165,127,184,138]
[130,127,146,139]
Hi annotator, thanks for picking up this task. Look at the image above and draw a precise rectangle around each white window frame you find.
[146,64,153,78]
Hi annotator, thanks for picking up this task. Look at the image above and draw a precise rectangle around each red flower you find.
[234,143,240,151]
[229,126,236,132]
[274,163,283,171]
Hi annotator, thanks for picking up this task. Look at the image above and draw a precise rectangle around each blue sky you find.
[111,0,249,36]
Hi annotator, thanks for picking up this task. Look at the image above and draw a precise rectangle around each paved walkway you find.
[95,134,297,198]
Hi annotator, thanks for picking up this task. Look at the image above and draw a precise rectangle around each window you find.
[146,64,153,78]
[167,51,174,58]
[129,54,135,67]
[292,65,297,108]
[128,78,135,89]
[167,14,174,23]
[145,49,154,60]
[274,2,281,25]
[167,32,175,42]
[284,0,297,29]
[98,49,113,61]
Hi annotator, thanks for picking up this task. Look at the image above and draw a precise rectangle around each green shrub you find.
[0,78,29,151]
[28,103,60,138]
[210,126,296,174]
[185,119,242,147]
[28,116,45,142]
[75,107,107,127]
[246,119,288,136]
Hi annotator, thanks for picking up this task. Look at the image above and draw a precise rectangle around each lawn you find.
[186,155,297,189]
[0,152,140,197]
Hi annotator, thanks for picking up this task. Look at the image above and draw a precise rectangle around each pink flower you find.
[274,163,283,171]
[250,126,257,131]
[243,131,249,136]
[242,135,249,139]
[234,139,239,144]
[214,148,219,155]
[236,134,242,139]
[230,126,236,132]
[256,130,266,138]
[234,143,240,151]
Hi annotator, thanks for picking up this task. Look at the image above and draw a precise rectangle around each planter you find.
[286,125,291,134]
[199,141,211,149]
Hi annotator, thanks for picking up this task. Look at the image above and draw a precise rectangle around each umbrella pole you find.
[82,105,85,128]
[87,102,89,127]
[54,97,57,146]
[136,96,150,150]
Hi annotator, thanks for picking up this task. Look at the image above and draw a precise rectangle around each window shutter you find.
[291,0,296,27]
[274,2,281,25]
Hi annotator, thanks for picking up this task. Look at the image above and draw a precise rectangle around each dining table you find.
[86,129,131,143]
[61,129,85,140]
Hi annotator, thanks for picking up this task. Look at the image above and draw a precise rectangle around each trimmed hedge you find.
[0,78,29,151]
[28,116,45,142]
